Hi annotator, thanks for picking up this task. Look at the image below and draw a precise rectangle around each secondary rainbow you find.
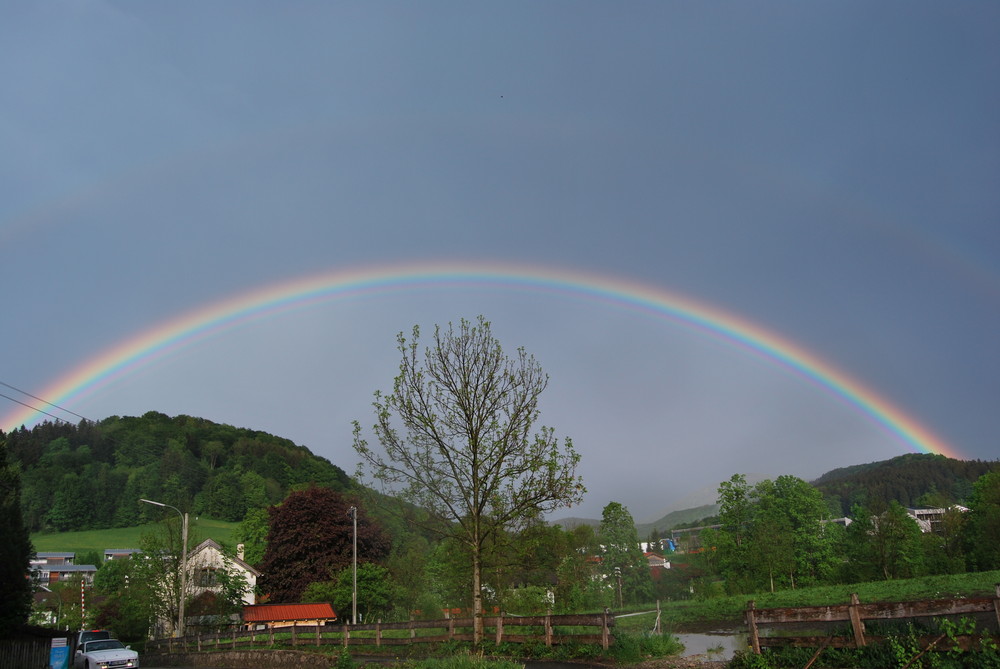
[1,261,960,459]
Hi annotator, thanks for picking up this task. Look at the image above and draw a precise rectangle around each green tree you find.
[202,470,246,521]
[963,470,1000,571]
[303,563,397,623]
[353,317,584,642]
[753,476,839,590]
[93,557,152,641]
[709,474,755,593]
[384,532,434,618]
[598,502,651,606]
[234,507,269,567]
[846,501,924,580]
[132,518,194,637]
[0,436,34,635]
[709,474,840,593]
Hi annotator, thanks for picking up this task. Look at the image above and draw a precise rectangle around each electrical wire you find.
[0,391,71,424]
[0,380,93,424]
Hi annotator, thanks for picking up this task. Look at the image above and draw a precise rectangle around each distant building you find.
[32,552,75,566]
[104,548,142,562]
[906,506,968,533]
[32,562,98,586]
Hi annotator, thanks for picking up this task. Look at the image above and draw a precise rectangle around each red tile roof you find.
[243,603,336,623]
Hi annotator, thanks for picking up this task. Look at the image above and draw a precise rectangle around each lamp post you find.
[140,498,188,637]
[348,506,357,625]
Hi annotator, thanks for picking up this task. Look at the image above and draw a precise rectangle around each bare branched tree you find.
[353,316,584,642]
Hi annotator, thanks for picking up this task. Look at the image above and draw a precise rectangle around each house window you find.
[195,567,218,587]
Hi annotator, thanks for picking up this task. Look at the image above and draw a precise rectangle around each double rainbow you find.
[1,261,959,459]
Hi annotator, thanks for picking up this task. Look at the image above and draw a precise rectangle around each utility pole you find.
[140,499,189,637]
[348,505,358,625]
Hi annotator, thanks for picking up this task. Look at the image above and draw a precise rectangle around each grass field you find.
[30,517,240,555]
[612,569,1000,631]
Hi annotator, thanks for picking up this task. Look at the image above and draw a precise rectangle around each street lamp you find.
[140,498,188,637]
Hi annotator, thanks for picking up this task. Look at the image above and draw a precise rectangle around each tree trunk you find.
[472,544,483,644]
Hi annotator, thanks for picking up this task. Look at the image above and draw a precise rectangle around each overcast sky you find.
[2,2,998,521]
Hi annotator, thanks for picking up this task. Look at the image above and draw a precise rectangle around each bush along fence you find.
[745,585,1000,658]
[147,611,616,655]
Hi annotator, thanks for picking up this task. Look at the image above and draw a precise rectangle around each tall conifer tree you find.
[0,437,34,634]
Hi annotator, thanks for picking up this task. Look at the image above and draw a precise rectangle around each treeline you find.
[695,468,1000,598]
[4,412,352,532]
[813,453,997,514]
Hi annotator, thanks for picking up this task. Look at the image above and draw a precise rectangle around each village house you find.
[30,552,98,586]
[104,548,142,562]
[186,539,260,605]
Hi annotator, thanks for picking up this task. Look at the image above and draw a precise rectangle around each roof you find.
[243,603,336,623]
[36,564,97,573]
[189,538,261,577]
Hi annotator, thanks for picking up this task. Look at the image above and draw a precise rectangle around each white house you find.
[186,539,260,605]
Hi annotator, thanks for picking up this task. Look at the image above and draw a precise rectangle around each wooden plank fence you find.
[745,584,1000,655]
[0,626,68,669]
[147,611,615,655]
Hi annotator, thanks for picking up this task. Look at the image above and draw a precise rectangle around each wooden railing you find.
[147,611,616,655]
[745,585,1000,656]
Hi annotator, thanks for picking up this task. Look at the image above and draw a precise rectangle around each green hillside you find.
[636,503,718,537]
[31,518,240,556]
[5,411,353,534]
[813,453,998,515]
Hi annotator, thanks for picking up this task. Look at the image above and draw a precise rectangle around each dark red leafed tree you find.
[257,486,390,603]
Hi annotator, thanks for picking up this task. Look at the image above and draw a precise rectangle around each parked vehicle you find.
[73,638,139,669]
[71,629,111,656]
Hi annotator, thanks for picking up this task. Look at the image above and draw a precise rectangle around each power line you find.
[0,391,71,424]
[0,380,93,424]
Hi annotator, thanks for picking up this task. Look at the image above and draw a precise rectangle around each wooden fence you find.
[0,626,67,669]
[745,585,1000,656]
[147,611,615,655]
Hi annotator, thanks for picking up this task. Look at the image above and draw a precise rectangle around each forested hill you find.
[813,453,999,515]
[3,411,353,533]
[630,454,999,535]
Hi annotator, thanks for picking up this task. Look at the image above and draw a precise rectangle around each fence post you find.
[746,600,761,654]
[601,608,610,650]
[496,612,504,646]
[848,593,866,648]
[448,616,455,640]
[376,620,382,647]
[291,623,297,646]
[410,614,416,640]
[269,625,274,646]
[343,623,349,648]
[544,614,553,647]
[993,584,1000,632]
[316,623,321,646]
[232,627,237,649]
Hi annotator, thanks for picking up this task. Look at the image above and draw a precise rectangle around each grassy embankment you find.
[614,569,1000,633]
[30,517,240,554]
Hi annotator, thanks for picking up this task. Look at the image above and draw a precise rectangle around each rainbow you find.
[1,261,960,458]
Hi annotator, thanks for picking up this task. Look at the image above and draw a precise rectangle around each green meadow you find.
[30,517,240,555]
